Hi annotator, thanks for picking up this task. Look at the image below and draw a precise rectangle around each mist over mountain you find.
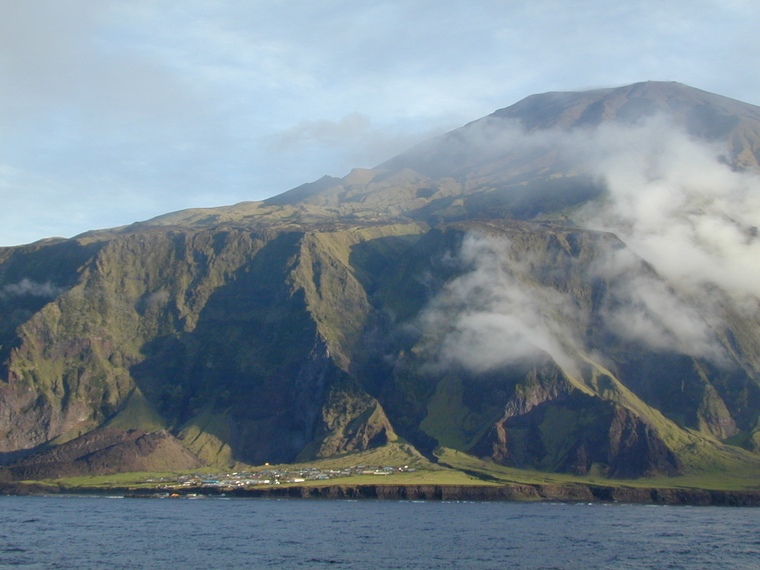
[2,81,760,482]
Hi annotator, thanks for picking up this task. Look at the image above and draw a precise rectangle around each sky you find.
[1,0,759,246]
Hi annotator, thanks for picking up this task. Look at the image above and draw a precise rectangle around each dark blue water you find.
[1,496,759,569]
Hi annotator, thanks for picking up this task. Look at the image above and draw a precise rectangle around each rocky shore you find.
[225,483,760,506]
[3,481,760,506]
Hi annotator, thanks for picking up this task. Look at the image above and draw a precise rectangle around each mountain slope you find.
[2,81,760,481]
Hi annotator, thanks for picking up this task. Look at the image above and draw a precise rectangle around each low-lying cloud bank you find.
[417,234,581,374]
[417,116,759,374]
[0,279,64,300]
[581,118,760,301]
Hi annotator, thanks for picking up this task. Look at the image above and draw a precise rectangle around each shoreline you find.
[3,481,760,506]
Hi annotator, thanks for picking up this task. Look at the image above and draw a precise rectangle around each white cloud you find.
[580,118,760,300]
[591,250,724,360]
[0,279,65,300]
[416,114,759,371]
[270,114,442,173]
[422,112,760,301]
[418,234,582,375]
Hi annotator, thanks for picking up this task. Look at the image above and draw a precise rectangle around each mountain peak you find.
[3,81,760,483]
[380,81,760,178]
[491,80,760,133]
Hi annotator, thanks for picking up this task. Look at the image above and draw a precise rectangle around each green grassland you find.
[20,442,760,495]
[435,447,760,491]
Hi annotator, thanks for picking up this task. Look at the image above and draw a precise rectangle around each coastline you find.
[3,481,760,506]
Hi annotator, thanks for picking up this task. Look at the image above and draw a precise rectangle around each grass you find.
[435,447,760,491]
[177,408,235,467]
[47,468,220,490]
[257,442,437,473]
[419,374,500,451]
[277,470,485,488]
[17,442,760,494]
[436,447,606,486]
[104,387,166,432]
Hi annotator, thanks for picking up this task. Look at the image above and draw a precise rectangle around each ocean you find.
[1,496,759,569]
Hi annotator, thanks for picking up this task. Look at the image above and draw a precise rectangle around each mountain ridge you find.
[2,81,760,486]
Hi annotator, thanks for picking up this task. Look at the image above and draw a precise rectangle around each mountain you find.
[2,81,760,482]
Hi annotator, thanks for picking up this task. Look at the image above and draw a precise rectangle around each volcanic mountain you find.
[2,81,760,481]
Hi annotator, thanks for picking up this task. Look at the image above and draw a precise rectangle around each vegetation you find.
[2,82,760,497]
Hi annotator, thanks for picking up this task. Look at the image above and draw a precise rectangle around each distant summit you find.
[493,81,758,131]
[381,81,760,177]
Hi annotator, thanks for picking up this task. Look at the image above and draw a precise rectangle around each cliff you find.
[2,82,760,486]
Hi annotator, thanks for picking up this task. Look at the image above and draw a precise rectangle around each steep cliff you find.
[2,81,760,481]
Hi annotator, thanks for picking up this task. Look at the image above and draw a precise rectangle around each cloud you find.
[0,1,192,127]
[0,279,65,300]
[274,114,375,149]
[417,234,582,375]
[590,248,724,360]
[578,118,760,301]
[415,114,758,372]
[416,228,728,376]
[271,114,441,171]
[418,112,760,302]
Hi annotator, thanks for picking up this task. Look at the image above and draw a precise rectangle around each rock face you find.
[2,81,760,479]
[0,428,202,480]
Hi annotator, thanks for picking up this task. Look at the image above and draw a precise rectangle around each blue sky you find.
[1,0,758,245]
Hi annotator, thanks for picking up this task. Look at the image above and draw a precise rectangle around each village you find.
[143,464,417,491]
